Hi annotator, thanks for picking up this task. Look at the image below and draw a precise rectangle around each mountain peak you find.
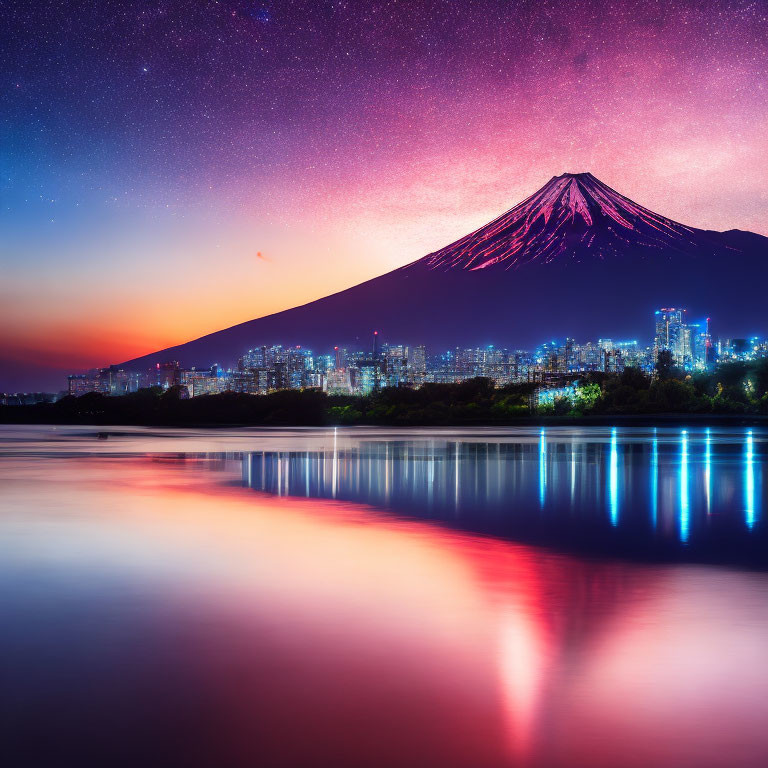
[420,172,701,271]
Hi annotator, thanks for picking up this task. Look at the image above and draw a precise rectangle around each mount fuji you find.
[123,172,767,368]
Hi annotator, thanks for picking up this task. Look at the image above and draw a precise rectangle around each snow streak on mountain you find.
[422,172,708,271]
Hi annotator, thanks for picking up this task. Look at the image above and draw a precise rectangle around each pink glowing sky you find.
[2,0,767,389]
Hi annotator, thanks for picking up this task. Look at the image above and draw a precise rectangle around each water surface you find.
[2,425,767,768]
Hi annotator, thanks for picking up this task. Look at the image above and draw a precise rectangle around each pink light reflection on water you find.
[2,446,768,767]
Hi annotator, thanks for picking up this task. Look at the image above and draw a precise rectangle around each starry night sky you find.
[2,0,767,390]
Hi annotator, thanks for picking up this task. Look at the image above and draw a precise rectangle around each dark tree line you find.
[585,355,768,416]
[0,379,535,427]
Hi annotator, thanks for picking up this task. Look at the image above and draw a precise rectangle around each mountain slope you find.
[422,172,713,270]
[122,173,767,369]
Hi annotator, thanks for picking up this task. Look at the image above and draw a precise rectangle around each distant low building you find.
[68,369,110,396]
[534,383,578,408]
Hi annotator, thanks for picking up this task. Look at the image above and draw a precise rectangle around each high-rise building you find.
[240,346,267,370]
[575,341,605,371]
[67,368,111,396]
[654,308,689,368]
[688,323,710,369]
[355,365,379,395]
[563,338,576,372]
[408,345,427,386]
[238,345,314,391]
[384,345,408,387]
[151,361,181,389]
[482,346,514,385]
[325,367,352,394]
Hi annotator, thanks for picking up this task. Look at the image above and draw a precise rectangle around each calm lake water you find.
[2,424,768,768]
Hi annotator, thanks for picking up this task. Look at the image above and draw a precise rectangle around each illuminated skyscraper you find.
[654,308,689,368]
[408,345,427,385]
[355,365,379,395]
[384,345,408,387]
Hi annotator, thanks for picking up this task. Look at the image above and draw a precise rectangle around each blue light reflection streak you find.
[455,441,460,512]
[746,430,755,529]
[570,441,576,504]
[539,429,546,508]
[680,430,689,544]
[609,428,618,526]
[331,427,338,498]
[705,428,711,515]
[650,430,658,529]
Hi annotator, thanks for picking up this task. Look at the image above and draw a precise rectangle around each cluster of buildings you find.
[653,308,768,367]
[653,308,713,370]
[61,308,767,400]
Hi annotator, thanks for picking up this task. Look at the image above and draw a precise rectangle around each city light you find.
[10,308,755,404]
[680,430,690,544]
[650,429,658,529]
[539,429,547,508]
[746,430,755,530]
[609,428,618,527]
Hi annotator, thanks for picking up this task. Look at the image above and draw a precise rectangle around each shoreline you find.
[2,413,768,429]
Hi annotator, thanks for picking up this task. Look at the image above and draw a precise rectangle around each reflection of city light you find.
[427,443,434,506]
[570,442,577,503]
[650,430,658,529]
[385,442,390,504]
[746,430,755,529]
[539,429,546,508]
[332,427,338,498]
[609,428,618,526]
[704,428,711,514]
[455,442,460,511]
[285,451,290,494]
[680,431,689,543]
[499,608,543,763]
[241,432,761,555]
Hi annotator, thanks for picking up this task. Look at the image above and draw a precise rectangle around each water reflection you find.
[241,428,766,567]
[680,431,689,544]
[4,426,768,768]
[651,430,658,529]
[332,426,338,498]
[539,428,546,508]
[705,428,712,515]
[609,427,619,526]
[746,430,755,529]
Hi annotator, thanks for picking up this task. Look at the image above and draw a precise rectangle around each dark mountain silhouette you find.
[122,172,767,368]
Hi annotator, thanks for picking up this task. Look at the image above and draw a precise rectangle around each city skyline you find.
[5,298,763,400]
[47,307,764,401]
